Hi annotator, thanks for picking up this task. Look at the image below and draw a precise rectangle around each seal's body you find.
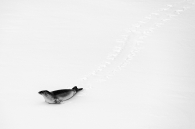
[38,86,83,104]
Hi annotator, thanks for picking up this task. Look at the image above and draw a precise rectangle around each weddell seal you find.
[38,86,83,104]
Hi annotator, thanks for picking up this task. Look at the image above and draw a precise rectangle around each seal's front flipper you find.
[72,86,83,92]
[54,99,62,104]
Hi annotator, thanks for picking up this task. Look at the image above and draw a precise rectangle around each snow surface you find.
[0,0,195,129]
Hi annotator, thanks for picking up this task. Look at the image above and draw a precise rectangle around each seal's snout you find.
[38,91,42,94]
[38,90,47,95]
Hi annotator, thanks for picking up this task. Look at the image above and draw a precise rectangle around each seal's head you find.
[38,90,60,104]
[38,90,50,95]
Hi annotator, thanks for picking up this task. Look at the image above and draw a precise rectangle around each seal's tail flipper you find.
[72,86,83,92]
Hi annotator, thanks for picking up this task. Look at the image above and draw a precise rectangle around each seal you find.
[38,86,83,104]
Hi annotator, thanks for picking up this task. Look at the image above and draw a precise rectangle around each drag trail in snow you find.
[0,0,195,129]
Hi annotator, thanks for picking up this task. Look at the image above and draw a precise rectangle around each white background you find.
[0,0,195,129]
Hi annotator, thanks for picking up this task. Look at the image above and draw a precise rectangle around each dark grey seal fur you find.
[38,86,83,104]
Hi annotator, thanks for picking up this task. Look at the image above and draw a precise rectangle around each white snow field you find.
[0,0,195,129]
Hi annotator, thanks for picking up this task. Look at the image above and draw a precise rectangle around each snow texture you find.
[0,0,195,129]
